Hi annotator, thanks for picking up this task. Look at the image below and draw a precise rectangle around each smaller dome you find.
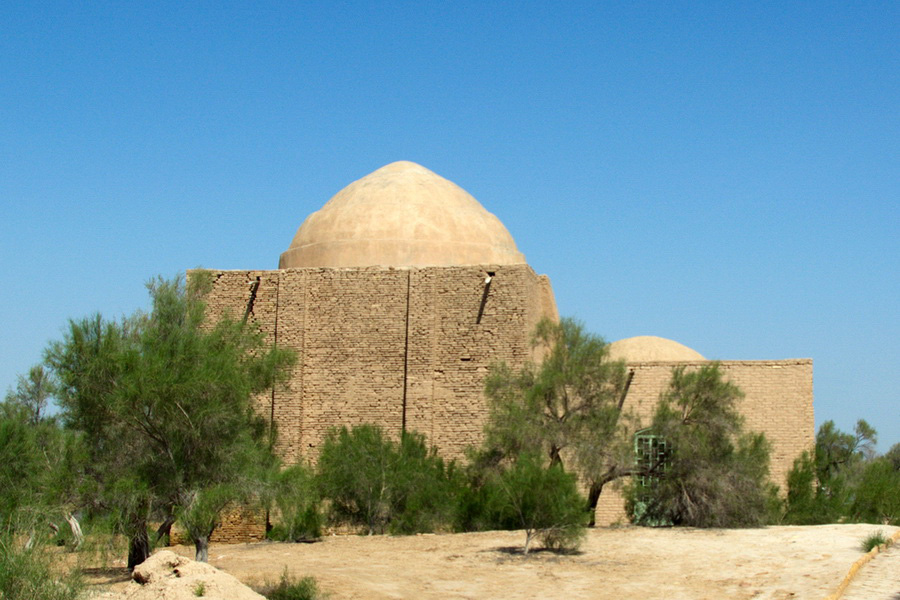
[608,336,705,362]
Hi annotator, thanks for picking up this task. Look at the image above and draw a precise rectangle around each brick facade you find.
[199,264,557,465]
[594,359,814,526]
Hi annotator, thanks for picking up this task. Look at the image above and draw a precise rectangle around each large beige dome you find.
[279,161,526,268]
[608,336,705,362]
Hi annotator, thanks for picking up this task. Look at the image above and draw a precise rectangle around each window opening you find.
[634,429,668,487]
[631,428,672,526]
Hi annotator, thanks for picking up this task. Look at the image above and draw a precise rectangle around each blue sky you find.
[1,2,897,451]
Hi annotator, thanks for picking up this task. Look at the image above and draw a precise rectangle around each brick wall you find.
[169,506,267,545]
[199,264,555,466]
[593,359,814,526]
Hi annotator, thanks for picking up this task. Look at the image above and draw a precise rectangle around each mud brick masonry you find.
[194,161,814,536]
[594,355,813,525]
[201,264,556,465]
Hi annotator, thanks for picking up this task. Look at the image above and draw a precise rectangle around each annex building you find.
[199,161,813,533]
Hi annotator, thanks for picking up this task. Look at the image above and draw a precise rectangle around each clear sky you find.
[1,2,897,451]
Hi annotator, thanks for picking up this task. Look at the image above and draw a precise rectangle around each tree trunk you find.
[194,536,209,563]
[65,513,84,549]
[128,528,151,571]
[586,469,638,527]
[586,481,604,527]
[548,446,562,468]
[155,514,176,545]
[523,530,535,555]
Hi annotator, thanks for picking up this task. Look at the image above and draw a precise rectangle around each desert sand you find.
[86,523,898,600]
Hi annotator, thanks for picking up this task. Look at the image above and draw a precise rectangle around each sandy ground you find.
[84,523,899,600]
[842,542,900,600]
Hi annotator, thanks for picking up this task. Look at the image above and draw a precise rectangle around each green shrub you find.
[316,425,459,535]
[259,570,324,600]
[0,531,82,600]
[783,423,898,526]
[781,451,824,524]
[269,463,322,542]
[850,457,900,525]
[453,474,520,533]
[386,432,461,535]
[860,530,888,552]
[490,453,586,554]
[782,451,848,526]
[0,414,44,530]
[316,425,395,534]
[268,506,322,542]
[539,522,586,554]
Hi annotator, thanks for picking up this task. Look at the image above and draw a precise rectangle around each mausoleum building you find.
[198,161,813,533]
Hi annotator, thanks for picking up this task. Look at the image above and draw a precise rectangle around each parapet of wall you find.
[593,359,814,526]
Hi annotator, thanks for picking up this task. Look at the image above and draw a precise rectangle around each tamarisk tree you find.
[628,364,773,527]
[46,273,294,567]
[483,318,636,524]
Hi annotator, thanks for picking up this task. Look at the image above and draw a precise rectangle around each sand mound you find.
[103,550,264,600]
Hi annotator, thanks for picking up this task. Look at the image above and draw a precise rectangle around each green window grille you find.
[634,429,668,487]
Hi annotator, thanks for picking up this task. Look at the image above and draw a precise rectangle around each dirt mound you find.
[98,550,264,600]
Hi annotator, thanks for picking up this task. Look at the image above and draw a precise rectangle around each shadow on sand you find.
[80,566,131,585]
[486,545,585,557]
